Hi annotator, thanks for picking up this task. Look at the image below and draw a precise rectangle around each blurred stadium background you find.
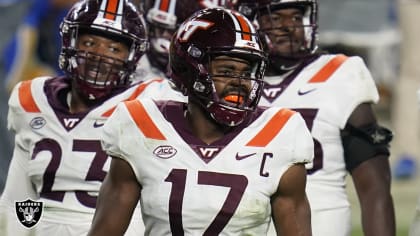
[1,1,419,236]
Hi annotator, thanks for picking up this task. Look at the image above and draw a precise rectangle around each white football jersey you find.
[0,76,178,235]
[135,55,167,82]
[102,98,314,236]
[258,54,379,210]
[135,56,187,102]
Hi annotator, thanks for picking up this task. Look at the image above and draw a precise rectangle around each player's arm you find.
[271,163,312,236]
[1,100,39,205]
[88,157,141,236]
[1,144,37,203]
[1,87,37,203]
[342,102,395,236]
[0,140,36,236]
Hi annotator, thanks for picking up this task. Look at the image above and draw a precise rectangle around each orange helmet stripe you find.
[233,12,252,41]
[159,0,171,12]
[104,0,119,20]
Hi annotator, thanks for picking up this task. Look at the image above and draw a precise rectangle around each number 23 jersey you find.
[102,99,314,236]
[4,76,166,214]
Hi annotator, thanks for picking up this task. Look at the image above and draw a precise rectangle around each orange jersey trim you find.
[308,54,348,83]
[101,79,164,117]
[125,100,166,140]
[246,109,295,147]
[18,80,40,113]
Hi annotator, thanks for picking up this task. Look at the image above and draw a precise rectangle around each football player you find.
[136,0,232,80]
[88,8,314,236]
[132,0,237,102]
[232,0,395,235]
[0,0,167,235]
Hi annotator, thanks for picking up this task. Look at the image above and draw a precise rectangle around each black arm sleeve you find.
[341,123,393,172]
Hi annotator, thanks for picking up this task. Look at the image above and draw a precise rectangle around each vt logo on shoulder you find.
[15,199,43,228]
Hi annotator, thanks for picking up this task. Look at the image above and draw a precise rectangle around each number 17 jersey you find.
[102,99,314,235]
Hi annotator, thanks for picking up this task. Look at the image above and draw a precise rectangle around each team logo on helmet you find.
[169,8,266,127]
[15,199,43,228]
[59,0,148,101]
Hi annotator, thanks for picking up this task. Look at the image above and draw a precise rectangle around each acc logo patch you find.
[15,199,43,228]
[30,117,46,129]
[153,145,177,159]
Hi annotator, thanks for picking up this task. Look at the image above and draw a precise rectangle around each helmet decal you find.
[155,0,175,12]
[60,0,148,101]
[145,0,230,72]
[102,0,123,21]
[229,11,261,51]
[178,20,214,42]
[169,8,267,127]
[231,0,318,59]
[147,0,178,27]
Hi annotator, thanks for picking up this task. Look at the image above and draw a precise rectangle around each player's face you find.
[152,26,176,42]
[210,55,253,107]
[76,34,129,85]
[149,26,176,63]
[258,7,306,56]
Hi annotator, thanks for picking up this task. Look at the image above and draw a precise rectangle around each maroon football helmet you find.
[144,0,230,73]
[233,0,318,59]
[59,0,148,101]
[169,8,267,127]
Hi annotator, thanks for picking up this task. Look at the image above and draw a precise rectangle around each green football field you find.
[348,107,419,236]
[348,173,418,236]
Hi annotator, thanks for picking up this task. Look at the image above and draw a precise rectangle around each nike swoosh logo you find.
[298,88,316,96]
[93,121,105,128]
[236,153,256,160]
